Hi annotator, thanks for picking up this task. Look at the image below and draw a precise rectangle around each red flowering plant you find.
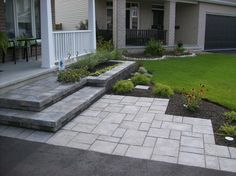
[183,84,206,112]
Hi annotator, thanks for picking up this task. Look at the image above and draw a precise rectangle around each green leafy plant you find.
[131,74,151,85]
[0,32,9,54]
[174,41,185,56]
[97,38,114,52]
[144,39,165,56]
[219,124,236,137]
[89,64,119,76]
[152,83,174,98]
[58,67,89,83]
[112,80,134,94]
[224,111,236,123]
[183,84,206,112]
[75,20,88,30]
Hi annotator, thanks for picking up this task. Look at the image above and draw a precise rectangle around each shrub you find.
[97,38,114,52]
[152,83,174,98]
[58,68,89,83]
[113,80,134,94]
[89,64,118,76]
[131,74,151,85]
[183,84,206,112]
[219,124,236,137]
[174,41,185,56]
[144,39,165,56]
[138,67,148,74]
[110,49,123,60]
[70,50,117,70]
[224,111,236,123]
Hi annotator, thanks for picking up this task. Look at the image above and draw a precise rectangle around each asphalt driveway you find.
[0,136,235,176]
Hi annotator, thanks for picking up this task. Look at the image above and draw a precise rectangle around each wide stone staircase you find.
[0,61,137,132]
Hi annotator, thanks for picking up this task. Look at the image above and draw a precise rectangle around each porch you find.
[0,0,96,69]
[96,0,199,49]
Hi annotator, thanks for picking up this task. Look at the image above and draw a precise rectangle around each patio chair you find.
[30,39,41,60]
[1,40,16,64]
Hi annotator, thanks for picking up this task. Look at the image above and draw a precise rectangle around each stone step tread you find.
[0,75,86,111]
[0,86,105,132]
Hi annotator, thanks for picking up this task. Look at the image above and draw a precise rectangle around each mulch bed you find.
[89,61,118,73]
[109,89,236,147]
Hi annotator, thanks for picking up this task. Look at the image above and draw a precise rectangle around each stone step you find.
[0,86,105,132]
[0,75,87,111]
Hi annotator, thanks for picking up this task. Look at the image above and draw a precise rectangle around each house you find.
[56,0,236,51]
[0,0,96,69]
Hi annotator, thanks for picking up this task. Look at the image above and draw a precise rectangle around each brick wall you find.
[0,0,6,32]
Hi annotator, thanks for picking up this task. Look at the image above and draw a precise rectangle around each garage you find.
[205,14,236,50]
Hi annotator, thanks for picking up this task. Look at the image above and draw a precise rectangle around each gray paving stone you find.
[181,136,204,148]
[155,114,173,122]
[103,113,126,124]
[153,138,179,157]
[70,133,97,144]
[151,155,177,164]
[120,121,140,130]
[97,111,109,119]
[73,116,101,125]
[81,110,101,117]
[180,146,204,154]
[148,128,170,138]
[16,129,35,139]
[72,123,96,133]
[182,131,203,138]
[139,97,154,103]
[121,105,140,114]
[169,130,181,140]
[113,144,129,156]
[104,106,123,113]
[203,134,215,144]
[66,141,90,150]
[121,129,146,145]
[151,120,162,128]
[205,144,230,158]
[112,128,126,138]
[139,123,151,131]
[0,126,24,138]
[143,137,156,148]
[149,105,167,112]
[135,101,152,107]
[219,157,236,172]
[134,112,155,123]
[121,96,139,103]
[99,98,120,104]
[229,147,236,159]
[126,146,153,159]
[92,122,118,136]
[183,117,212,127]
[108,95,125,100]
[178,152,205,168]
[173,116,183,123]
[193,125,213,134]
[90,140,117,154]
[205,155,220,170]
[97,135,120,143]
[91,102,109,109]
[62,121,77,130]
[26,131,53,143]
[47,130,78,146]
[0,125,8,133]
[124,114,135,121]
[162,122,192,132]
[139,107,149,113]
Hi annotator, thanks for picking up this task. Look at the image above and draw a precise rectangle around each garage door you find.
[205,14,236,50]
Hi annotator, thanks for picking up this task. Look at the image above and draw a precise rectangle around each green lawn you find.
[142,53,236,110]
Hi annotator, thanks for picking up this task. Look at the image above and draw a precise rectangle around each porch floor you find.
[0,57,54,89]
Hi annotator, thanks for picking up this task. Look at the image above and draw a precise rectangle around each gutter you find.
[197,0,236,7]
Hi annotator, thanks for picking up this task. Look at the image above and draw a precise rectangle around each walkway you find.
[1,136,235,176]
[0,95,236,173]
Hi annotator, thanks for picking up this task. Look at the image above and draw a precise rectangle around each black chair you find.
[30,39,41,60]
[2,40,16,64]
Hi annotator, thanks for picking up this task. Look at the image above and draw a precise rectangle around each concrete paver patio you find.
[0,95,236,173]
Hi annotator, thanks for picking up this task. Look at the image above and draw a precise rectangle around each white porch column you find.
[88,0,96,52]
[164,0,176,47]
[40,0,55,68]
[113,0,126,48]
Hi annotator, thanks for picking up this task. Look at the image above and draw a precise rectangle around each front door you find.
[126,2,139,29]
[152,10,164,30]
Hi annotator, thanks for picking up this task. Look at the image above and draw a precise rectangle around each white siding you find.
[55,0,88,30]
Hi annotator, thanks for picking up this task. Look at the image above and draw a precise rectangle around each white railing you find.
[53,30,94,63]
